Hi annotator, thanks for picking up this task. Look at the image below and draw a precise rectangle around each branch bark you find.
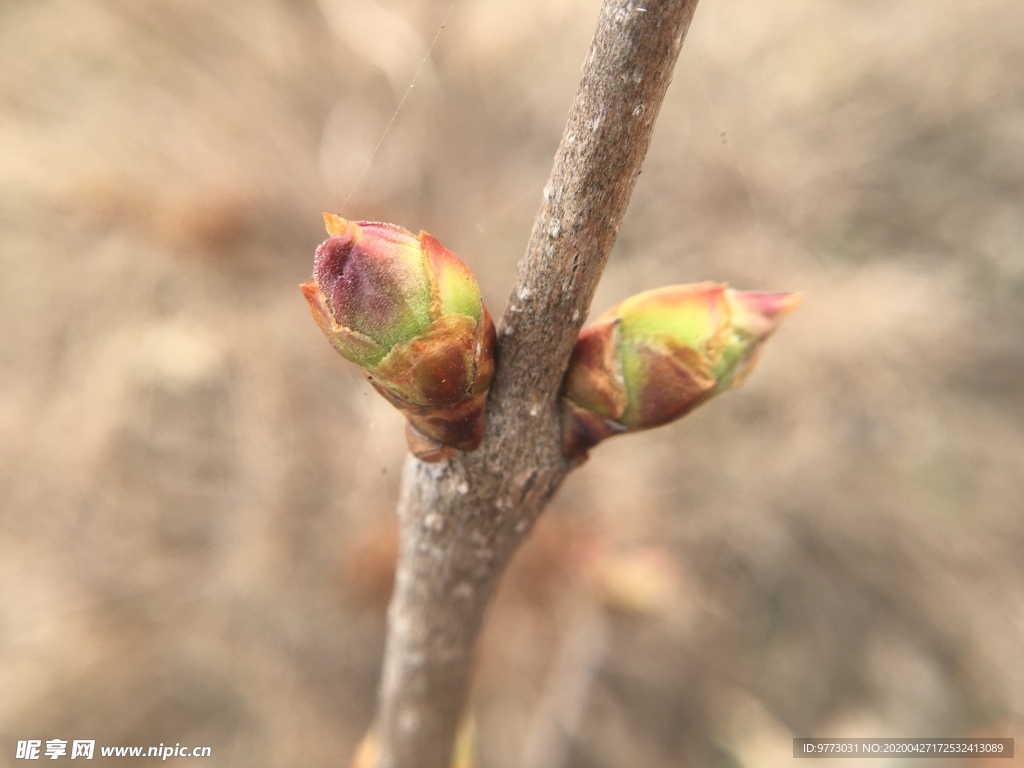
[372,2,700,766]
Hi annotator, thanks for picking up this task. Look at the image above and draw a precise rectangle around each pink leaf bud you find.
[562,283,800,459]
[302,214,496,460]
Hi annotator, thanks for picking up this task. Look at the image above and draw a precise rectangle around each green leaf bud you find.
[302,214,496,460]
[562,283,800,459]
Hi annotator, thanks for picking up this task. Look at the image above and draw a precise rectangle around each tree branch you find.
[372,2,700,766]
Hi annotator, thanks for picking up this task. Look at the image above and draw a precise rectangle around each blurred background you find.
[1,0,1022,766]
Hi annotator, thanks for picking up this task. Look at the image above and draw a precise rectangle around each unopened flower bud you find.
[302,214,496,460]
[561,282,800,458]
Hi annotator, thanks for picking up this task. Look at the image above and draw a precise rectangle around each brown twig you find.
[372,2,701,766]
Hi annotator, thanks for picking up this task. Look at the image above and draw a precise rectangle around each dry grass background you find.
[1,1,1023,766]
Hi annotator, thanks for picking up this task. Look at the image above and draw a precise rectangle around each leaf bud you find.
[302,214,496,460]
[562,282,800,458]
